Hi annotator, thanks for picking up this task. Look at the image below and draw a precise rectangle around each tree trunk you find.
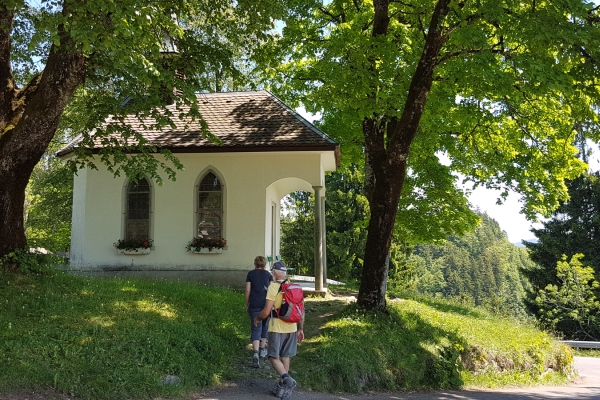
[0,11,86,262]
[358,135,408,309]
[357,0,451,309]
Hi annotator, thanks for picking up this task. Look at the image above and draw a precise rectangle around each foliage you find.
[261,0,600,308]
[280,191,316,276]
[0,271,246,399]
[294,294,572,392]
[406,212,532,318]
[186,237,227,252]
[56,0,280,183]
[0,248,61,274]
[281,163,477,284]
[1,0,281,259]
[113,239,154,251]
[574,349,600,358]
[523,173,600,317]
[25,132,75,253]
[535,254,600,341]
[281,165,369,280]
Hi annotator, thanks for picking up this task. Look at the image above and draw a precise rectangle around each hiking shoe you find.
[281,376,297,399]
[259,347,268,359]
[272,381,284,397]
[252,352,259,368]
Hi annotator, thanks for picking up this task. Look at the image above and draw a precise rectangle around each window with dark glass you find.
[197,171,223,239]
[125,178,150,240]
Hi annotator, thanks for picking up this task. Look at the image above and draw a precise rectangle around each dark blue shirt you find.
[246,269,273,310]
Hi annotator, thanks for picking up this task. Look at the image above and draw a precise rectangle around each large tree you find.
[265,0,600,309]
[0,0,277,261]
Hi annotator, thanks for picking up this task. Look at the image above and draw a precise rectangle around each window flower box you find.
[114,239,153,255]
[119,248,151,255]
[190,248,223,254]
[186,237,226,254]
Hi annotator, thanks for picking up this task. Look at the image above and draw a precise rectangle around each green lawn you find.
[0,269,574,399]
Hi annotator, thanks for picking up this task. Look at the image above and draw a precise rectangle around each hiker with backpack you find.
[245,255,273,368]
[254,261,304,400]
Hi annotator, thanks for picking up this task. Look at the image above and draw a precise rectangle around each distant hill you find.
[513,238,538,247]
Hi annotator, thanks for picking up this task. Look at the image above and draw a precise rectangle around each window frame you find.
[195,168,226,240]
[122,176,154,242]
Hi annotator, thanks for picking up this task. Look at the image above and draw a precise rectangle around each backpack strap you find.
[277,278,289,293]
[271,279,289,318]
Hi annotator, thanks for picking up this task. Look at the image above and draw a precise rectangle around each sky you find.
[467,187,541,244]
[472,148,600,244]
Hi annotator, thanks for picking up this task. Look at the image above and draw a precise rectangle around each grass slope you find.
[296,296,573,392]
[0,271,574,399]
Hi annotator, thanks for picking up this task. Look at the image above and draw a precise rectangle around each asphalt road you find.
[193,357,600,400]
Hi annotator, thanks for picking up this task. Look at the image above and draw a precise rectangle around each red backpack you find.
[275,280,305,323]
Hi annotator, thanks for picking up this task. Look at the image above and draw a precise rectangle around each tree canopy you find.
[263,0,600,308]
[523,172,600,320]
[535,254,600,340]
[0,0,279,259]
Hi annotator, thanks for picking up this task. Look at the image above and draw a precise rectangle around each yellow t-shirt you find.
[266,281,298,334]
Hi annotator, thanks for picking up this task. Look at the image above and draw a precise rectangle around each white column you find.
[321,194,327,287]
[313,185,324,291]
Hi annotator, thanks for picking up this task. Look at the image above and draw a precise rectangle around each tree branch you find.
[575,44,599,67]
[318,7,345,24]
[0,3,16,135]
[372,0,390,36]
[390,0,451,147]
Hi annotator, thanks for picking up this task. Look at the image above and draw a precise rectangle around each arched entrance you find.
[266,177,327,295]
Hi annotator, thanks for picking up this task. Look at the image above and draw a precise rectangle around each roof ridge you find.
[195,90,268,98]
[264,91,337,145]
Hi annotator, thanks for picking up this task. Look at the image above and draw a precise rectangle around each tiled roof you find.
[58,91,339,164]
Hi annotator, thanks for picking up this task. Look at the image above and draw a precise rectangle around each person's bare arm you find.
[297,311,305,342]
[254,299,274,326]
[245,282,251,314]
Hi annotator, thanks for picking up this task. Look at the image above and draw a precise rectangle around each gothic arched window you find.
[197,171,223,239]
[125,177,151,240]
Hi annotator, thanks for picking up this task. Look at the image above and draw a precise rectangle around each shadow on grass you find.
[295,296,466,393]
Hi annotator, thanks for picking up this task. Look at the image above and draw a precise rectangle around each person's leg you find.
[281,356,290,372]
[259,318,269,358]
[278,333,298,399]
[249,310,262,368]
[268,356,288,375]
[267,332,287,382]
[249,309,262,349]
